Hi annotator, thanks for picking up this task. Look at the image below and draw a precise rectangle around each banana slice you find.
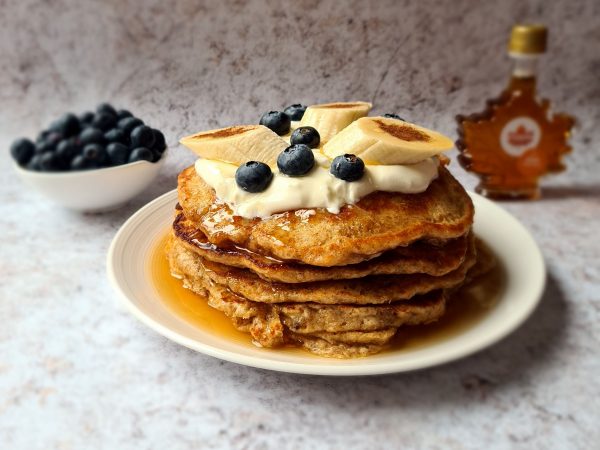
[299,101,372,143]
[323,117,454,165]
[179,125,288,166]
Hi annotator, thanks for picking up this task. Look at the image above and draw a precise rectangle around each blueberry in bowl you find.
[10,103,168,211]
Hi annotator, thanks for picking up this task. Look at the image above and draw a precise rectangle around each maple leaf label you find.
[500,117,542,156]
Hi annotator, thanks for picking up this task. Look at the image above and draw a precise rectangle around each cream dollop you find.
[195,151,438,219]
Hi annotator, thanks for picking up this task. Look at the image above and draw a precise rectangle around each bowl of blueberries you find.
[11,103,167,212]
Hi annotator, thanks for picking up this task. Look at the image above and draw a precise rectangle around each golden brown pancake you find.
[177,164,474,266]
[168,234,476,305]
[167,235,451,357]
[172,211,471,283]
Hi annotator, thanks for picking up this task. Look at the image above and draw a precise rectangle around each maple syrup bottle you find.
[456,24,575,199]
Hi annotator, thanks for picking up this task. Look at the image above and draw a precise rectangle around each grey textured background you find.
[1,1,599,449]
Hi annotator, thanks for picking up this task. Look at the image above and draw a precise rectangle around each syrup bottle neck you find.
[508,53,539,93]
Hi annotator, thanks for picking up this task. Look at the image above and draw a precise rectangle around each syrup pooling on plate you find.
[152,233,506,354]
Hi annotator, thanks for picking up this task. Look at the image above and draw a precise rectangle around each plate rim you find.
[107,189,546,376]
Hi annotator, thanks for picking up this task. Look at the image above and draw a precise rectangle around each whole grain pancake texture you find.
[168,102,495,358]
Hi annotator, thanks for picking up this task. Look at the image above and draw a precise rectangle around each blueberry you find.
[151,129,166,153]
[330,154,365,182]
[39,151,59,171]
[83,143,108,164]
[10,138,35,165]
[118,117,144,135]
[55,138,80,161]
[36,130,50,144]
[96,103,117,117]
[116,109,133,120]
[79,127,105,146]
[51,113,80,137]
[71,155,95,171]
[283,104,307,121]
[46,132,63,147]
[27,154,43,171]
[383,113,405,121]
[290,126,320,148]
[259,111,290,136]
[235,161,273,193]
[35,132,61,153]
[35,141,55,155]
[277,144,314,176]
[107,142,130,166]
[130,125,155,148]
[92,112,117,131]
[79,111,95,125]
[151,150,163,162]
[129,147,154,163]
[105,128,127,144]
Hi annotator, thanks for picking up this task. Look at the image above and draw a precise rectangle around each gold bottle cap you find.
[508,24,547,54]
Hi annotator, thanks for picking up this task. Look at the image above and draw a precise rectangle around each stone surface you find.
[0,0,599,449]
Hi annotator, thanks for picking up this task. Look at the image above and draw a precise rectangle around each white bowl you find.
[13,154,166,212]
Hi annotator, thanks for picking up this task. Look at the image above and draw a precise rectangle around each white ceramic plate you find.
[107,190,545,376]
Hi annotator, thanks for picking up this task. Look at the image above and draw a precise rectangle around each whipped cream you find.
[195,151,438,219]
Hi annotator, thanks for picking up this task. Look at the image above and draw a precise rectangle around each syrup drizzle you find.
[150,233,505,356]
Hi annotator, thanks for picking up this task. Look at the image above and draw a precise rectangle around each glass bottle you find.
[456,24,575,200]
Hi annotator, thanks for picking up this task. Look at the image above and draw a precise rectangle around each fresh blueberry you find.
[27,154,43,171]
[39,151,59,171]
[10,138,35,166]
[130,125,155,148]
[70,155,94,171]
[96,103,117,117]
[55,138,80,161]
[283,104,307,121]
[129,147,154,163]
[151,150,162,162]
[277,144,314,176]
[116,109,133,120]
[51,113,80,137]
[235,161,273,193]
[34,131,61,153]
[92,112,117,131]
[383,113,405,121]
[35,141,55,155]
[45,132,63,148]
[107,142,130,166]
[151,129,166,153]
[105,128,127,144]
[36,130,50,144]
[118,117,144,135]
[79,111,95,125]
[83,143,108,164]
[79,127,105,146]
[290,126,320,148]
[330,154,365,182]
[259,111,290,136]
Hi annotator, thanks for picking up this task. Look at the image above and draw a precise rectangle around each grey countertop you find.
[1,1,599,449]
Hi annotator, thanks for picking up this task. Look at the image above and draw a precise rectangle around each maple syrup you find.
[150,233,506,356]
[456,24,575,200]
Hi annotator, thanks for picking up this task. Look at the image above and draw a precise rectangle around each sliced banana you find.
[323,117,454,165]
[179,125,288,166]
[299,101,372,144]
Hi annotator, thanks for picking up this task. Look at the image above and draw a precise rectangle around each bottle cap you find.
[508,24,547,54]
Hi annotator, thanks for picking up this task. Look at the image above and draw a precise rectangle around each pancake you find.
[173,211,471,283]
[168,234,476,305]
[178,164,474,266]
[286,334,387,358]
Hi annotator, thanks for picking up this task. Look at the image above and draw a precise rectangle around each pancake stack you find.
[167,163,490,358]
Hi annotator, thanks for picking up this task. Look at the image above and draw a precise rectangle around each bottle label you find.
[500,117,541,156]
